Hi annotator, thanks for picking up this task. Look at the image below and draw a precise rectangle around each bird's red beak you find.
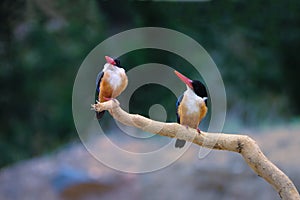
[174,70,193,89]
[105,56,116,65]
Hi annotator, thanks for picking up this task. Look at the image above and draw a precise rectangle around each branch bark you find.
[92,100,300,200]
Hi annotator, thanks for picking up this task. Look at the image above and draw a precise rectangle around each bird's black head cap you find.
[192,80,207,98]
[114,58,121,67]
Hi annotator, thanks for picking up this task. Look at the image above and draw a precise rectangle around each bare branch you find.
[92,100,300,200]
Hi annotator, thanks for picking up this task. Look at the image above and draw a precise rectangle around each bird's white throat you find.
[183,87,205,114]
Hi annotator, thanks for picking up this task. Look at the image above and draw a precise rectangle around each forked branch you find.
[92,100,300,200]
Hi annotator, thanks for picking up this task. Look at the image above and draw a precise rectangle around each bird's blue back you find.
[95,71,105,119]
[176,94,183,124]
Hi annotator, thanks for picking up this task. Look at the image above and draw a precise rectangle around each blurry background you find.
[0,0,300,200]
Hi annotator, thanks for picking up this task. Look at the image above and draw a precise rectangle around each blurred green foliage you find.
[0,0,300,167]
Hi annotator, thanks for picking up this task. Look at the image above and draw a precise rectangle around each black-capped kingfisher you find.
[174,70,208,148]
[95,56,128,119]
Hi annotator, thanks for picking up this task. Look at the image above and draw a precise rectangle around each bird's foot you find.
[91,100,100,110]
[196,128,201,134]
[102,97,120,107]
[91,103,100,111]
[103,97,117,102]
[91,104,95,110]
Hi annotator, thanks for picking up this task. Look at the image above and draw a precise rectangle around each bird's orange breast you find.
[98,72,128,102]
[178,100,207,129]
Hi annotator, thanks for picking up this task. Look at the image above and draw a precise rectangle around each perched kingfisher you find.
[174,70,208,148]
[95,56,128,119]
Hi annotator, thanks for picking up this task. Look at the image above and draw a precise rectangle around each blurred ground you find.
[0,125,299,200]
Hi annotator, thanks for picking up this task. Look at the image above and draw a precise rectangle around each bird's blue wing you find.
[95,71,105,119]
[96,71,104,94]
[175,94,186,148]
[176,94,183,123]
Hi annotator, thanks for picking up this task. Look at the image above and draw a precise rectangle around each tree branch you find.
[92,100,300,200]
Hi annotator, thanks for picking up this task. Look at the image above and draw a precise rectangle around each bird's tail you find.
[96,111,105,119]
[175,139,186,148]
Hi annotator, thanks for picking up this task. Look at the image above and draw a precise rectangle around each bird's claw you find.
[91,101,103,112]
[183,125,201,134]
[197,128,201,134]
[91,100,101,111]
